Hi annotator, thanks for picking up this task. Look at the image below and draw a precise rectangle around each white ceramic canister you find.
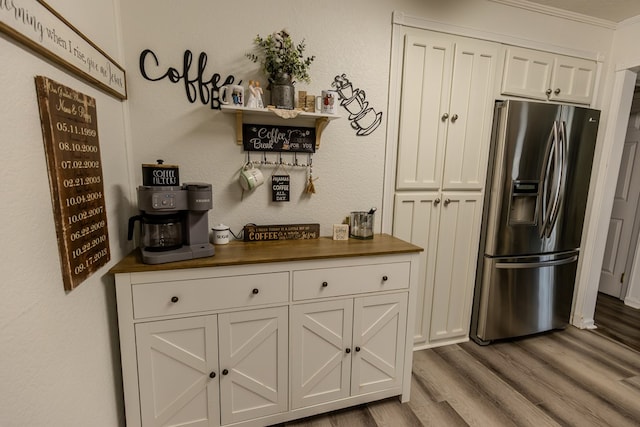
[212,224,230,244]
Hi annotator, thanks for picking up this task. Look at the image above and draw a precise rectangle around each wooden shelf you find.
[220,105,340,148]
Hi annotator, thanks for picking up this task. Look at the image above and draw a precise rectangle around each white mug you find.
[239,163,264,190]
[212,224,230,244]
[316,90,339,114]
[220,84,245,106]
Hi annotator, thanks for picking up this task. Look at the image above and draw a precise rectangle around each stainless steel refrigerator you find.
[470,99,600,344]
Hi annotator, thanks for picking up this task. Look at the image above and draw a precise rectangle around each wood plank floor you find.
[278,297,640,427]
[594,292,640,353]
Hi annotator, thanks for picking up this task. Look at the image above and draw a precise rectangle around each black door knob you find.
[382,275,388,282]
[222,369,229,375]
[355,346,361,352]
[345,348,351,354]
[170,296,179,303]
[322,281,328,287]
[252,288,259,294]
[209,371,216,378]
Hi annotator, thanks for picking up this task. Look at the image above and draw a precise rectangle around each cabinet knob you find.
[450,114,459,122]
[546,88,552,95]
[209,371,216,379]
[441,113,449,121]
[382,275,388,282]
[252,288,259,295]
[170,296,179,303]
[444,198,451,206]
[355,346,361,352]
[322,281,328,287]
[434,198,441,206]
[554,88,561,95]
[222,369,229,375]
[345,348,351,354]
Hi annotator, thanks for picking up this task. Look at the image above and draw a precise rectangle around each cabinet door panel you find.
[392,192,439,346]
[430,193,483,342]
[443,40,498,190]
[218,307,288,424]
[351,293,407,396]
[501,47,553,100]
[396,34,452,190]
[549,55,596,104]
[136,316,219,427]
[290,300,353,409]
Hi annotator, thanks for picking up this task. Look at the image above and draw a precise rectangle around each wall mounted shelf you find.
[220,105,340,149]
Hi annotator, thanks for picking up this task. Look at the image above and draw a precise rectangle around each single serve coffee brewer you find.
[128,183,215,264]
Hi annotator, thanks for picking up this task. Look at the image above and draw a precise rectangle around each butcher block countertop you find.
[109,233,422,274]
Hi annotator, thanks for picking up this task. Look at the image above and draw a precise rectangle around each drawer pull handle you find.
[209,371,216,379]
[252,288,259,295]
[345,348,351,354]
[355,346,361,352]
[222,369,229,375]
[322,281,328,288]
[170,296,179,303]
[382,275,388,282]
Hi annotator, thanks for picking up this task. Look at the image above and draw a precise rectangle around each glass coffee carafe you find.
[128,214,183,252]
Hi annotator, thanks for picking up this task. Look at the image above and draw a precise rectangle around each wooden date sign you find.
[35,76,111,291]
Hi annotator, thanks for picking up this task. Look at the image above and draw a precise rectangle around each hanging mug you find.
[315,90,339,114]
[220,84,245,106]
[239,163,264,190]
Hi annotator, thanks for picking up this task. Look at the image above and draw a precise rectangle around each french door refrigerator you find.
[470,99,600,344]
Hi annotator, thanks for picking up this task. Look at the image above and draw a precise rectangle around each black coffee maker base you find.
[140,243,215,264]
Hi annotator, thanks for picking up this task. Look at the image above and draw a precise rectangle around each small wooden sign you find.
[244,224,320,242]
[272,175,290,202]
[35,76,111,291]
[242,123,316,153]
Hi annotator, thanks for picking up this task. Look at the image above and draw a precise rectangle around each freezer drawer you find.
[475,251,578,342]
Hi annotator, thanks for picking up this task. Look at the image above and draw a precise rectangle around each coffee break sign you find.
[35,76,110,291]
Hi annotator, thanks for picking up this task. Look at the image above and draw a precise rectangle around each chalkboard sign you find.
[35,76,111,291]
[272,175,290,202]
[242,123,316,153]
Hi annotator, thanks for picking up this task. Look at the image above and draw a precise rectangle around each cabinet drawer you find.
[132,272,289,319]
[292,262,409,300]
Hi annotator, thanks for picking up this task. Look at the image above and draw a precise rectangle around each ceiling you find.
[525,0,640,23]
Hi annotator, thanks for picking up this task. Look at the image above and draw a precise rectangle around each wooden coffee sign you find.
[242,123,316,153]
[35,76,110,291]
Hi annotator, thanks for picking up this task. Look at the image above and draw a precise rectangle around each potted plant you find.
[246,29,315,109]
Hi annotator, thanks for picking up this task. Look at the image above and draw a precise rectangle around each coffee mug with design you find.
[315,90,339,114]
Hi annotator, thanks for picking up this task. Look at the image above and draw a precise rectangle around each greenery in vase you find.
[246,29,315,84]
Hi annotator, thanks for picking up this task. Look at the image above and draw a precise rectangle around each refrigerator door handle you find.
[495,255,578,269]
[539,121,559,238]
[547,120,568,237]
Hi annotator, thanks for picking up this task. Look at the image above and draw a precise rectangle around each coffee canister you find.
[142,160,179,187]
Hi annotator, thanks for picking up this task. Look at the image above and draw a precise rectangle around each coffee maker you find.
[128,183,215,264]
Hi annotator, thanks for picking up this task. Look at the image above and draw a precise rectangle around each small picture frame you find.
[332,224,349,241]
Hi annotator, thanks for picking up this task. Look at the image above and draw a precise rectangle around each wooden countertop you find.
[109,233,422,274]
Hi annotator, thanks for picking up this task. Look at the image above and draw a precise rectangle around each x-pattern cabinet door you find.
[218,307,288,425]
[136,316,220,427]
[351,293,407,396]
[290,299,353,409]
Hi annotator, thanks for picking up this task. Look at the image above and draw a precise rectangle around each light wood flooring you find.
[279,295,640,427]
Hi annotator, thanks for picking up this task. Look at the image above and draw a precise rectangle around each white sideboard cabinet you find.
[110,235,421,427]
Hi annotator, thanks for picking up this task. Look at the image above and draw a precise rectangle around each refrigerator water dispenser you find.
[508,181,538,225]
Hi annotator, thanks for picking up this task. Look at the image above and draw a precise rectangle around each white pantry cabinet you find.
[393,192,482,347]
[392,28,496,349]
[501,46,597,105]
[110,235,421,427]
[395,32,499,191]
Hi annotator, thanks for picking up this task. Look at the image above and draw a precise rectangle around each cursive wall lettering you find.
[139,49,238,109]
